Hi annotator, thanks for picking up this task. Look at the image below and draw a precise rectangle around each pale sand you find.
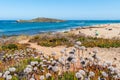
[70,24,120,39]
[19,39,120,69]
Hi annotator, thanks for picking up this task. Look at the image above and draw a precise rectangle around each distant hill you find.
[17,17,65,23]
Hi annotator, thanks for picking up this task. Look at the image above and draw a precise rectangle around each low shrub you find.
[29,33,120,48]
[37,37,71,47]
[78,37,120,48]
[1,44,18,50]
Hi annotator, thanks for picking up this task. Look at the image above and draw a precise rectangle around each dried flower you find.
[89,71,95,77]
[75,41,81,46]
[75,72,83,79]
[9,67,16,72]
[52,66,59,72]
[46,73,51,79]
[6,75,12,80]
[40,75,45,80]
[102,71,108,77]
[30,78,35,80]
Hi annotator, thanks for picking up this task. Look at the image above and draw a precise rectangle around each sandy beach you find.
[70,24,120,39]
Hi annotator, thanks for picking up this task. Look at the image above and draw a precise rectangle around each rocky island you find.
[17,17,65,23]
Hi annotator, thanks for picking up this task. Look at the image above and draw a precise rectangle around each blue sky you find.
[0,0,120,20]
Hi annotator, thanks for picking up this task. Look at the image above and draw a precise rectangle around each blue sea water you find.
[0,20,120,36]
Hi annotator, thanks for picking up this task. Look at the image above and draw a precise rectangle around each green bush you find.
[1,44,18,50]
[29,33,120,48]
[38,38,72,47]
[78,37,120,48]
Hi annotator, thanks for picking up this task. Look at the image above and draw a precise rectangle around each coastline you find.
[1,20,120,37]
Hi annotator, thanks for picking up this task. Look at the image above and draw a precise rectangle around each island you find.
[17,17,65,23]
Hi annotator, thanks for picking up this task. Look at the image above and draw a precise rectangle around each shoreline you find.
[0,23,120,39]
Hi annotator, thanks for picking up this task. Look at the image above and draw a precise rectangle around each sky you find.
[0,0,120,20]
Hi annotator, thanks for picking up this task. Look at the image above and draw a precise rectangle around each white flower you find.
[50,58,53,61]
[79,46,86,50]
[117,73,120,78]
[4,71,10,75]
[0,72,3,77]
[48,65,52,70]
[98,77,106,80]
[88,57,94,62]
[33,67,38,71]
[71,59,77,63]
[85,77,90,80]
[89,71,95,77]
[113,75,118,79]
[40,75,45,80]
[74,45,79,49]
[27,65,32,68]
[108,66,114,71]
[52,60,56,64]
[44,55,49,59]
[106,61,112,66]
[39,51,43,55]
[113,68,119,73]
[46,73,51,79]
[40,62,43,65]
[58,57,65,64]
[9,67,16,72]
[24,67,32,74]
[79,70,86,76]
[52,66,59,72]
[76,41,81,46]
[30,61,38,66]
[93,49,98,54]
[69,54,75,58]
[6,75,12,80]
[103,62,108,68]
[42,64,47,67]
[43,59,47,62]
[75,72,83,79]
[30,78,35,80]
[60,50,65,54]
[102,71,108,77]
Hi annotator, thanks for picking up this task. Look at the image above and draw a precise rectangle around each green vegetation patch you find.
[1,44,18,50]
[77,37,120,48]
[29,33,120,48]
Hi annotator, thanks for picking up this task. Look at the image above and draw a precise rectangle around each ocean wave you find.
[0,30,4,32]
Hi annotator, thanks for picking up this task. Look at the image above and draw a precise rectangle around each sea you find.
[0,20,120,37]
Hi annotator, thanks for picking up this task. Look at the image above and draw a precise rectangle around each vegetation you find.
[29,33,74,47]
[0,35,120,80]
[78,37,120,48]
[0,43,119,80]
[29,33,120,48]
[1,44,18,50]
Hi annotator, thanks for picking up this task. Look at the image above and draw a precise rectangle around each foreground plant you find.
[0,41,120,80]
